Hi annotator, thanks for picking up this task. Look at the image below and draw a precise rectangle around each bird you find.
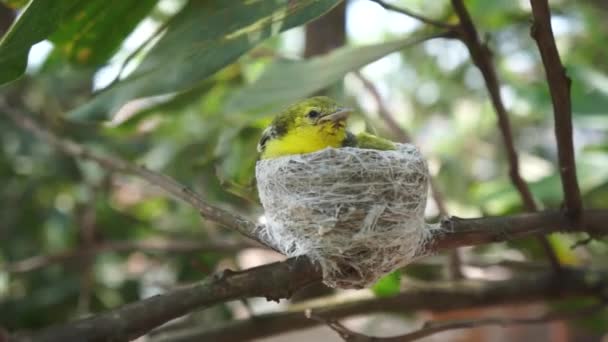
[257,96,395,159]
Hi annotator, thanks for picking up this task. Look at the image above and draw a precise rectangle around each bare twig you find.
[155,267,608,342]
[450,0,561,271]
[313,302,604,342]
[353,71,463,279]
[0,102,267,248]
[368,0,456,30]
[306,310,369,342]
[529,0,583,221]
[353,71,411,143]
[2,238,254,273]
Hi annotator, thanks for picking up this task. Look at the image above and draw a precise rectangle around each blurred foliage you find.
[0,0,607,336]
[371,270,401,297]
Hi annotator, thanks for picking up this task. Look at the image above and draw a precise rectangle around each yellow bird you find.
[258,96,395,159]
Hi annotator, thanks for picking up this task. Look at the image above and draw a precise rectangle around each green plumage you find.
[344,131,396,150]
[258,96,396,159]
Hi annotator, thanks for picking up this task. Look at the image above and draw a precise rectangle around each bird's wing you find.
[354,132,396,150]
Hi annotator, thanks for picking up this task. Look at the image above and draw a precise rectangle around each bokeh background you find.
[1,0,608,340]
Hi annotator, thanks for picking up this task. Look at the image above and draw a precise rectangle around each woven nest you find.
[255,144,431,289]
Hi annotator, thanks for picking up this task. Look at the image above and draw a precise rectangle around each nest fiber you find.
[256,144,430,289]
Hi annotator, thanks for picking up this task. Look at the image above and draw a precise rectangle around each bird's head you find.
[257,96,352,156]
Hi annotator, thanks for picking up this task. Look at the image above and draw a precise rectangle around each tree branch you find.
[150,267,607,342]
[0,102,267,248]
[529,0,583,221]
[450,0,561,270]
[429,209,607,252]
[3,95,608,342]
[368,0,456,30]
[13,210,608,341]
[14,258,321,342]
[353,71,463,279]
[2,238,255,274]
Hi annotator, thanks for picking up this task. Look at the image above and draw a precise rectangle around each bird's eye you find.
[307,110,320,119]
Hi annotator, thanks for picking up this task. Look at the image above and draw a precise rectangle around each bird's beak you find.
[318,108,352,123]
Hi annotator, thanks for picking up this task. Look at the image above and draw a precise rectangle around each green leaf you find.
[226,35,431,114]
[69,0,342,121]
[371,270,401,297]
[49,0,158,65]
[473,150,608,213]
[0,0,77,85]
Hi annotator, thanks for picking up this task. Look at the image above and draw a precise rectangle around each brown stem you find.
[2,238,254,273]
[0,102,268,249]
[0,2,15,37]
[450,0,561,271]
[15,258,321,342]
[11,211,608,341]
[429,209,607,252]
[368,0,455,29]
[529,0,583,221]
[150,267,607,342]
[354,72,463,279]
[313,302,604,342]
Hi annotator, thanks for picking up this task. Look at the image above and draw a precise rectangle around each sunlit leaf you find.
[227,35,434,114]
[0,0,77,84]
[49,0,158,65]
[473,151,608,213]
[68,0,342,121]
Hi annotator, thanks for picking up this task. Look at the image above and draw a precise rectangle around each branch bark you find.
[0,102,267,248]
[450,0,560,270]
[13,210,608,341]
[150,267,608,342]
[313,302,604,342]
[529,0,583,221]
[3,93,608,342]
[0,2,15,37]
[2,238,254,273]
[353,72,463,279]
[14,258,321,342]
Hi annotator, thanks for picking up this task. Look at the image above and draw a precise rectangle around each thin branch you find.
[4,98,608,342]
[529,0,583,221]
[10,210,608,342]
[353,71,463,279]
[150,267,608,342]
[428,209,607,252]
[368,0,456,30]
[0,102,267,248]
[353,71,412,143]
[14,258,321,342]
[2,238,254,273]
[313,302,605,342]
[450,0,561,271]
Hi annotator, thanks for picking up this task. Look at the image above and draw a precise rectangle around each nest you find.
[255,144,431,289]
